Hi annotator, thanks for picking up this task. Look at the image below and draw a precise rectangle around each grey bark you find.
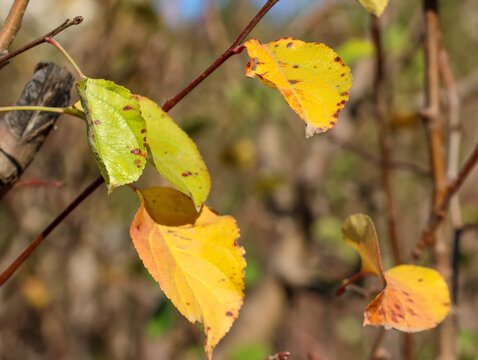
[0,62,73,198]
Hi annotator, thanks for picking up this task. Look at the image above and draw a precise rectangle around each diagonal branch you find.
[0,16,83,69]
[0,0,281,287]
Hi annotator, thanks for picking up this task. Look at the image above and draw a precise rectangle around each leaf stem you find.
[0,105,85,120]
[46,37,84,78]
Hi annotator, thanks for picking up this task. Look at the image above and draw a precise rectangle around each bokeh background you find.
[1,0,478,359]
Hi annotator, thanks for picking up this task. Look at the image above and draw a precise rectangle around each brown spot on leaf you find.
[289,80,301,85]
[334,56,341,62]
[391,316,399,323]
[329,121,335,126]
[226,311,233,317]
[340,73,345,77]
[141,129,146,134]
[181,171,193,177]
[122,105,134,111]
[93,120,101,125]
[418,278,423,282]
[398,313,405,319]
[340,91,349,97]
[293,65,299,69]
[287,42,293,48]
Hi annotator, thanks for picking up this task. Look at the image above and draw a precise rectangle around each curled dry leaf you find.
[244,38,352,138]
[341,214,451,332]
[130,187,245,359]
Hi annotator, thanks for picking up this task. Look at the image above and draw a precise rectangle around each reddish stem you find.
[0,177,103,286]
[162,0,279,112]
[335,271,371,296]
[13,180,63,188]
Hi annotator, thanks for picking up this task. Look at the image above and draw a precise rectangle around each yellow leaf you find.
[364,265,451,332]
[130,187,245,359]
[341,214,451,332]
[341,214,385,281]
[357,0,389,17]
[244,38,352,138]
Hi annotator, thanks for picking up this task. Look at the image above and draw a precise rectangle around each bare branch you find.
[0,0,29,54]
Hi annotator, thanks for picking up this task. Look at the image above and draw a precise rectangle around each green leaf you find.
[76,78,147,192]
[135,96,210,209]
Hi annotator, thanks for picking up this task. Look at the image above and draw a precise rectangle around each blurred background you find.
[1,0,478,359]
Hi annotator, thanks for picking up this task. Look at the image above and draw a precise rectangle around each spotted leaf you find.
[76,78,147,192]
[244,38,352,138]
[135,96,210,210]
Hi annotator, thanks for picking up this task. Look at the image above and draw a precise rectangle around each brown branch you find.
[416,1,455,357]
[372,15,414,360]
[0,16,83,69]
[371,16,402,266]
[0,177,103,286]
[328,133,430,176]
[0,0,280,286]
[413,141,478,259]
[0,0,29,54]
[162,0,280,112]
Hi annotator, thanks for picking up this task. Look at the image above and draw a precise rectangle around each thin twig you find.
[328,133,430,176]
[0,0,29,53]
[412,141,478,259]
[0,177,103,286]
[162,0,280,112]
[371,16,402,265]
[0,0,280,286]
[13,180,63,188]
[372,15,414,360]
[0,16,83,69]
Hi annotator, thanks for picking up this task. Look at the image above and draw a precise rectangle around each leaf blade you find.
[76,78,147,191]
[130,187,245,359]
[136,96,211,209]
[364,265,451,332]
[244,38,352,137]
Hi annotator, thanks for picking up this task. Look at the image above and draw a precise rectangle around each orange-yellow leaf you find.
[364,265,451,332]
[130,187,245,359]
[244,38,352,138]
[341,214,385,281]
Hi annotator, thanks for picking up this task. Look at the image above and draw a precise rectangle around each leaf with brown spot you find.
[130,187,245,359]
[341,214,451,332]
[244,38,352,137]
[135,96,210,210]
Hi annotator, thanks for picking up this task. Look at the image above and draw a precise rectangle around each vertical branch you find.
[0,0,29,54]
[422,0,456,358]
[439,49,463,308]
[371,15,413,360]
[371,16,402,265]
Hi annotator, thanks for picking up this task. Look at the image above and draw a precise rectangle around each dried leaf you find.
[244,38,352,137]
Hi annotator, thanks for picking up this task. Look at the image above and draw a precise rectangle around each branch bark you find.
[0,0,29,54]
[0,62,74,198]
[420,1,456,358]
